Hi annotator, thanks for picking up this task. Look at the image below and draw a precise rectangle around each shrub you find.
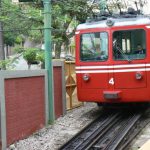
[13,46,25,54]
[0,59,11,70]
[36,51,45,63]
[23,48,38,64]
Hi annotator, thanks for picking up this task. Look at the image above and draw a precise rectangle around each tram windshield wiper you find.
[116,46,132,62]
[113,40,132,63]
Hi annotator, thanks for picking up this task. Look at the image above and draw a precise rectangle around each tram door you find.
[112,29,147,89]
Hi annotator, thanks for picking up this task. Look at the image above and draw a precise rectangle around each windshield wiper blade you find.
[116,46,132,62]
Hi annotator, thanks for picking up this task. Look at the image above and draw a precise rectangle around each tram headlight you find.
[135,72,143,80]
[82,74,90,81]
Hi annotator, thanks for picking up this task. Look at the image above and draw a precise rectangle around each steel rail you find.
[77,114,121,150]
[59,111,120,150]
[103,113,141,150]
[59,108,149,150]
[119,111,150,150]
[91,110,148,150]
[92,113,137,149]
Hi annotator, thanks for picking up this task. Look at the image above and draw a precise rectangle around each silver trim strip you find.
[76,68,150,73]
[76,64,150,70]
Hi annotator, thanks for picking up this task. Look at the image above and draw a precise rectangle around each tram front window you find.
[113,29,146,61]
[80,32,108,61]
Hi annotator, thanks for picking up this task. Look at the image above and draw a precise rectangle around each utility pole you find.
[139,0,143,13]
[43,0,55,123]
[18,0,55,123]
[99,0,106,11]
[0,0,5,61]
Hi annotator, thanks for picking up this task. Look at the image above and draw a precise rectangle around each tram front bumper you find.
[103,91,122,100]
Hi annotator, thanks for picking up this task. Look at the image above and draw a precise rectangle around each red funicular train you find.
[75,9,150,105]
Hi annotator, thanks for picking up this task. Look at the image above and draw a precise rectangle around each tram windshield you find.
[80,32,108,61]
[113,29,146,61]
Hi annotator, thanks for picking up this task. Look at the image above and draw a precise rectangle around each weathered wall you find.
[53,60,66,119]
[5,76,45,145]
[0,60,66,150]
[0,71,48,150]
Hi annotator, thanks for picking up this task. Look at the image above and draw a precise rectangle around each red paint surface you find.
[75,24,150,103]
[5,76,45,145]
[81,73,108,89]
[53,67,63,118]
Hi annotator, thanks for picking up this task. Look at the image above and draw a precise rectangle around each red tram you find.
[75,11,150,105]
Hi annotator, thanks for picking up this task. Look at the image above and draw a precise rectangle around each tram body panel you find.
[76,88,150,102]
[75,17,150,103]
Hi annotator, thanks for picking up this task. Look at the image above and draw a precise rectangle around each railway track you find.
[59,108,150,150]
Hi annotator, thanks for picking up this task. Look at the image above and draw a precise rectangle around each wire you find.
[0,27,72,33]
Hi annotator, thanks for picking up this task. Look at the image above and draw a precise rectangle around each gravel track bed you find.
[7,102,150,150]
[7,103,100,150]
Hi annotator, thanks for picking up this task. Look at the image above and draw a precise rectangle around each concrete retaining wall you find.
[0,60,66,150]
[53,60,66,118]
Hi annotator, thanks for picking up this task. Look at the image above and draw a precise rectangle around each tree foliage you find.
[51,0,94,58]
[2,0,148,59]
[23,48,38,64]
[0,0,43,46]
[0,0,95,58]
[22,47,43,69]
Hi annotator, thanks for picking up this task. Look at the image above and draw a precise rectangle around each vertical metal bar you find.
[44,71,49,125]
[99,0,106,11]
[43,0,55,123]
[0,76,7,150]
[0,0,5,60]
[69,62,73,109]
[61,61,67,116]
[139,0,143,13]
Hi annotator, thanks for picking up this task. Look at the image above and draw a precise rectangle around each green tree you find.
[52,0,94,58]
[0,0,95,59]
[0,0,43,47]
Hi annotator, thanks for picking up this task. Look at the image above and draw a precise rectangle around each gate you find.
[65,61,83,110]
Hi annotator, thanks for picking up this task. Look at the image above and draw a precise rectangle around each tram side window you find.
[113,29,146,60]
[80,32,108,61]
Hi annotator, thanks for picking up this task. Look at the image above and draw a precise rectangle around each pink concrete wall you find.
[5,76,45,145]
[53,67,63,119]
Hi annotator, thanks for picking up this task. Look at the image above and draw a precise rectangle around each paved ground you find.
[131,125,150,150]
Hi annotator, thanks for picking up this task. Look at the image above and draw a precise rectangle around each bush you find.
[36,51,45,69]
[0,59,11,70]
[36,51,45,63]
[23,48,38,64]
[13,46,25,54]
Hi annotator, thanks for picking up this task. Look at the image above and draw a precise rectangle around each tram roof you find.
[77,16,150,30]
